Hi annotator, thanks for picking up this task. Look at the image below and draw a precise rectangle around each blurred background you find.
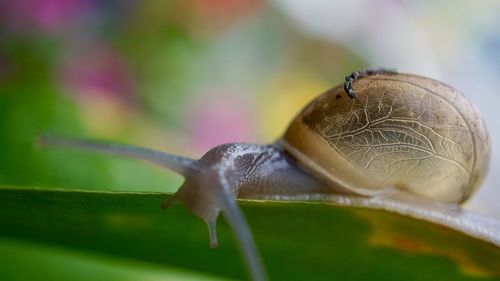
[0,0,499,279]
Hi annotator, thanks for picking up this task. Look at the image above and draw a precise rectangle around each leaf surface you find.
[1,186,499,281]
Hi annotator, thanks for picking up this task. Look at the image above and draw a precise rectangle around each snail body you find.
[40,69,490,281]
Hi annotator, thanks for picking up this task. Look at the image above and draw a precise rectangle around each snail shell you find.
[282,73,490,204]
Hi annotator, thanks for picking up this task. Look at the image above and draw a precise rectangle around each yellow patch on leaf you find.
[354,209,499,278]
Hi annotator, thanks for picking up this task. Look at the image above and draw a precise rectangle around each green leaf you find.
[0,238,232,281]
[1,186,499,281]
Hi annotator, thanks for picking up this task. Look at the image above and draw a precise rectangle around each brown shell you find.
[281,74,490,204]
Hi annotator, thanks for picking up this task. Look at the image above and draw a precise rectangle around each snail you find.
[39,68,491,281]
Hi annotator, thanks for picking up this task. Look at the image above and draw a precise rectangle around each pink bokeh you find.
[1,0,94,34]
[186,93,257,151]
[59,44,136,106]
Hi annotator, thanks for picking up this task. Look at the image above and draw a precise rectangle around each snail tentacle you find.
[38,134,198,176]
[168,156,268,281]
